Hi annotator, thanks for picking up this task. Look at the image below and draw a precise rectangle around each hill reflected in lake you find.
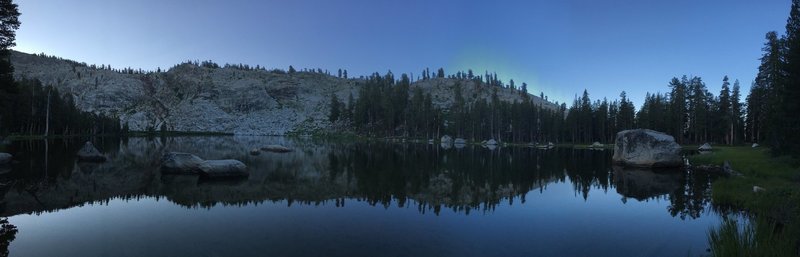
[0,137,716,218]
[0,136,726,257]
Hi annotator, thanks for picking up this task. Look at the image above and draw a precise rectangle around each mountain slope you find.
[11,51,557,135]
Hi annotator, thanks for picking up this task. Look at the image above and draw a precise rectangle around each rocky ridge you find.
[11,51,558,135]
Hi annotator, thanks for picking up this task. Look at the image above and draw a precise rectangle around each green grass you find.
[709,218,798,257]
[690,146,800,256]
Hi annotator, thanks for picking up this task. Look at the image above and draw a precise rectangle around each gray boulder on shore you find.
[612,129,683,168]
[77,141,107,162]
[698,143,712,151]
[0,153,11,165]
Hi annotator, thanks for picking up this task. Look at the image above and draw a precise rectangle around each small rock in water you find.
[753,186,766,193]
[261,145,293,153]
[161,152,205,174]
[250,148,261,155]
[752,143,759,148]
[77,141,107,162]
[0,153,11,165]
[199,160,248,178]
[698,143,713,151]
[440,135,453,145]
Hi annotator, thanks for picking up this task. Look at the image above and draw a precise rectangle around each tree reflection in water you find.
[0,137,719,218]
[0,218,17,257]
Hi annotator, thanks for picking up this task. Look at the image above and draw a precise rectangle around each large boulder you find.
[261,145,293,153]
[77,141,107,162]
[161,152,205,174]
[612,129,683,168]
[0,153,11,165]
[199,160,247,178]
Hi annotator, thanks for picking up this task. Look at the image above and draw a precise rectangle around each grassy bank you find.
[689,146,799,256]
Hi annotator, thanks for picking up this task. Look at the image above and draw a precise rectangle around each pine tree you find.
[668,77,688,142]
[329,94,341,122]
[751,31,784,145]
[718,76,732,144]
[731,80,744,144]
[521,82,528,96]
[779,0,800,154]
[618,91,635,131]
[0,0,20,91]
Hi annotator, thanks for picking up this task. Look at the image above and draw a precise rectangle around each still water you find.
[0,136,721,257]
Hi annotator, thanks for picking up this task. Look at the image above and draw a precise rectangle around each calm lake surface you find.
[0,136,722,257]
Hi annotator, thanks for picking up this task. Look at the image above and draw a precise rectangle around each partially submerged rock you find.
[440,135,453,144]
[250,148,261,155]
[752,143,759,148]
[454,138,467,145]
[161,152,204,174]
[612,129,683,168]
[536,142,554,149]
[0,153,11,165]
[485,139,498,146]
[589,142,604,149]
[77,141,107,162]
[199,160,248,178]
[693,160,741,176]
[440,142,452,150]
[698,143,712,151]
[753,186,766,193]
[261,145,293,153]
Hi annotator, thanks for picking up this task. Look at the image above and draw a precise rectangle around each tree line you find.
[326,0,800,158]
[326,68,754,146]
[747,0,800,156]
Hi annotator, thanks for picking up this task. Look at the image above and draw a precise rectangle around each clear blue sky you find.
[12,0,792,106]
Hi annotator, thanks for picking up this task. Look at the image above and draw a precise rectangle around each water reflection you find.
[0,136,716,218]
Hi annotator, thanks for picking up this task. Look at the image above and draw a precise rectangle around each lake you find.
[0,136,722,257]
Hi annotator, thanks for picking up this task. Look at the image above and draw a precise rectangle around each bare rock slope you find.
[12,51,557,135]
